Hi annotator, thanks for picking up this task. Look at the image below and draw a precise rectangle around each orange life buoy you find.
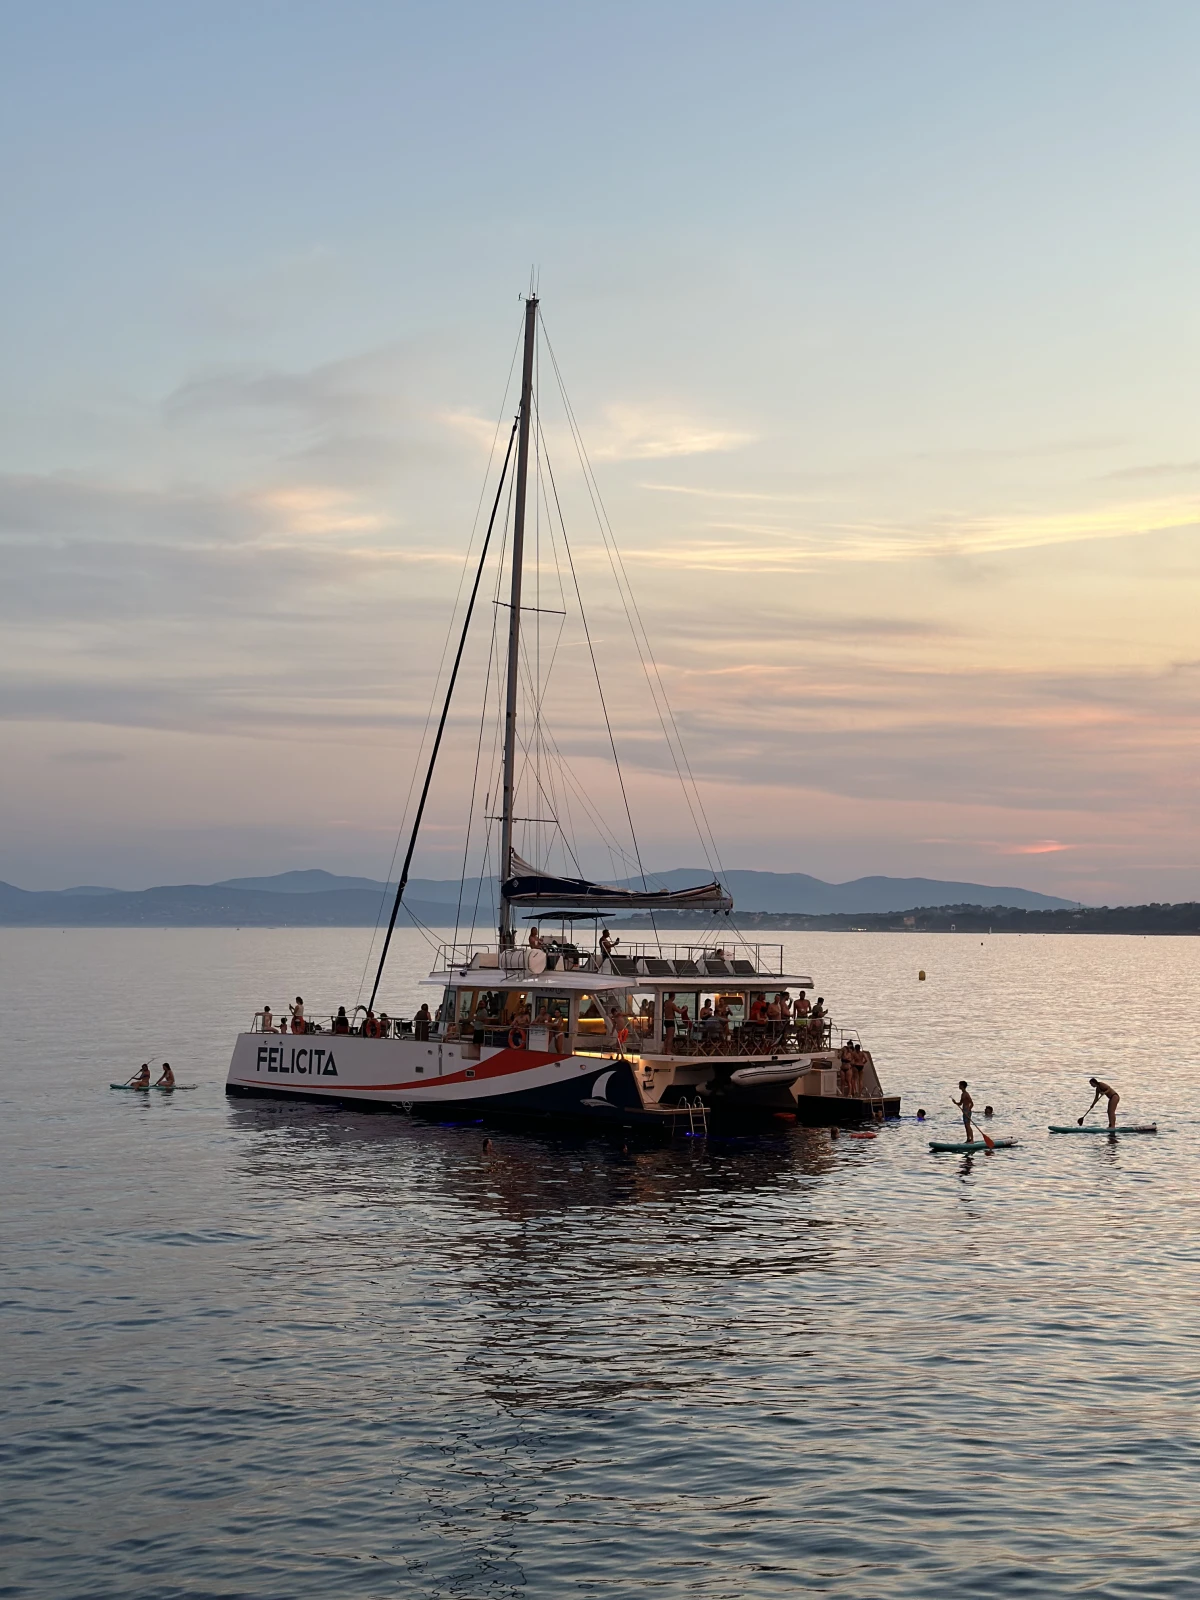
[508,1025,527,1050]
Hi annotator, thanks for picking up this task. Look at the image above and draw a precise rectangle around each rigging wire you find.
[354,313,526,997]
[538,416,649,894]
[540,314,728,887]
[367,414,519,1010]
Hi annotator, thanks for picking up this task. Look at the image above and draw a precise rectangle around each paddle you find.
[950,1097,995,1149]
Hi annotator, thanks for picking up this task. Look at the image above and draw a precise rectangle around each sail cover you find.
[502,854,732,913]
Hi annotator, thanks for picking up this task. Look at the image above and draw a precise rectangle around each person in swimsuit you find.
[261,1006,275,1033]
[1086,1076,1120,1128]
[155,1062,175,1087]
[952,1080,975,1141]
[130,1063,151,1087]
[289,997,305,1033]
[662,993,679,1050]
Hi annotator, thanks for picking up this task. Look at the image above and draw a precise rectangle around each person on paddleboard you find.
[1085,1077,1120,1128]
[155,1062,174,1088]
[130,1063,151,1087]
[952,1081,975,1142]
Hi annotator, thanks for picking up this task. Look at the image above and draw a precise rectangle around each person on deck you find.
[528,927,543,950]
[846,1042,864,1097]
[794,990,811,1017]
[289,997,305,1033]
[1085,1076,1121,1128]
[599,928,620,959]
[332,1006,350,1035]
[952,1080,976,1142]
[261,1006,275,1033]
[378,1012,391,1038]
[811,997,826,1022]
[414,1003,431,1041]
[662,993,679,1050]
[155,1062,175,1088]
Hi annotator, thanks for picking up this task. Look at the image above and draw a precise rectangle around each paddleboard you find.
[929,1138,1018,1153]
[110,1083,195,1091]
[1048,1124,1156,1134]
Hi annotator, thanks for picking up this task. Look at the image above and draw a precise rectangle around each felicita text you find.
[256,1045,339,1077]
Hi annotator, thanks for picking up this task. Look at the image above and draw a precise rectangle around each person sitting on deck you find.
[700,999,714,1021]
[599,928,620,959]
[289,997,305,1034]
[362,1010,379,1038]
[702,1009,724,1048]
[414,1003,431,1041]
[378,1012,391,1039]
[332,1006,350,1035]
[155,1062,175,1088]
[749,996,768,1026]
[261,1006,275,1033]
[528,927,543,950]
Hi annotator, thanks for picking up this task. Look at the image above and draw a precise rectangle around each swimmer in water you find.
[983,1105,994,1118]
[1084,1076,1120,1128]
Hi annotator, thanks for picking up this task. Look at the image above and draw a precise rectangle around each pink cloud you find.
[995,840,1074,855]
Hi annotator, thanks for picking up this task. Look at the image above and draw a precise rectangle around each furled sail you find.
[502,853,732,912]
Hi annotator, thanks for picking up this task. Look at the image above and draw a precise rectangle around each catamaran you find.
[225,296,900,1129]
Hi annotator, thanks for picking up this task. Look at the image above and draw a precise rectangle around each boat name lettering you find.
[256,1045,338,1077]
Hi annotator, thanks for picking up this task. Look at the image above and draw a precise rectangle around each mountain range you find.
[0,868,1078,926]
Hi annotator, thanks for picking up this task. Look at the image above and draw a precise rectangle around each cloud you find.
[991,840,1073,855]
[1100,460,1200,483]
[618,495,1200,572]
[51,748,128,764]
[589,405,753,461]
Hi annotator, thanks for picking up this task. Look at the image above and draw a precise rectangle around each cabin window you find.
[716,991,746,1026]
[577,992,607,1037]
[631,991,655,1040]
[530,992,571,1025]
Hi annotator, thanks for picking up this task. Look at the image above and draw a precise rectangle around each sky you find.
[2,0,1200,903]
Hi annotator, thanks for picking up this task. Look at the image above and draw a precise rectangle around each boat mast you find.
[499,294,538,947]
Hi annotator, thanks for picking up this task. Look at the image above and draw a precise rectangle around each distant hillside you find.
[628,903,1200,936]
[0,866,1079,926]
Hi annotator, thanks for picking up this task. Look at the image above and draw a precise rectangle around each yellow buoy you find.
[918,970,926,981]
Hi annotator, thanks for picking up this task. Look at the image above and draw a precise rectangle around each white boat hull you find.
[225,1033,645,1118]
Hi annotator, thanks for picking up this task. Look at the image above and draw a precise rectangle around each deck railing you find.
[432,939,799,980]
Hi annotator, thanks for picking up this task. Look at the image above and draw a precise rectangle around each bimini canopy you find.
[502,854,733,913]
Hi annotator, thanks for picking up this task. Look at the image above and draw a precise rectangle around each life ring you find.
[508,1025,527,1050]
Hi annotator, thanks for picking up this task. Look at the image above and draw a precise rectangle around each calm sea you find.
[3,926,1199,1598]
